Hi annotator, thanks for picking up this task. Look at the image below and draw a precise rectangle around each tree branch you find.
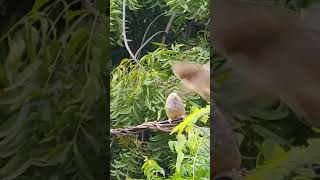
[135,12,166,59]
[140,12,166,47]
[183,18,195,41]
[134,30,166,59]
[161,12,177,44]
[110,117,184,137]
[122,0,139,64]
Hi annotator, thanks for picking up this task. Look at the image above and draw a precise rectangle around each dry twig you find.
[110,117,184,137]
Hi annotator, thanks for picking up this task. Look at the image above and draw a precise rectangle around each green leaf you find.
[73,143,95,180]
[253,125,291,146]
[249,107,289,121]
[0,88,31,105]
[0,153,31,180]
[80,74,100,111]
[36,143,71,166]
[259,140,286,163]
[0,104,30,138]
[176,152,184,173]
[4,60,42,91]
[65,10,87,22]
[0,130,29,159]
[81,127,101,153]
[67,27,89,58]
[5,32,26,83]
[32,0,49,15]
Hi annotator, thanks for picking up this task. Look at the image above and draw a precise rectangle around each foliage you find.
[136,106,210,180]
[246,139,320,180]
[110,0,209,47]
[0,0,107,179]
[110,0,210,178]
[110,0,142,46]
[110,44,210,179]
[168,106,210,179]
[111,44,209,127]
[142,156,165,180]
[164,0,209,21]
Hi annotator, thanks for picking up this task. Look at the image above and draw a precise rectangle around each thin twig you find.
[85,11,99,76]
[135,12,177,59]
[161,12,177,44]
[122,0,139,64]
[140,13,166,48]
[204,18,210,42]
[110,117,184,137]
[134,30,166,58]
[205,18,210,30]
[183,18,195,41]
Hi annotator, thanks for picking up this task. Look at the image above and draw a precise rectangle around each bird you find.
[165,92,186,123]
[211,0,320,127]
[172,63,210,102]
[171,62,243,179]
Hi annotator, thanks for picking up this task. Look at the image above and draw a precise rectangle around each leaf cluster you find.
[139,106,210,180]
[168,106,210,179]
[246,139,320,180]
[110,0,209,47]
[110,44,209,179]
[0,0,107,179]
[110,0,142,46]
[164,0,209,21]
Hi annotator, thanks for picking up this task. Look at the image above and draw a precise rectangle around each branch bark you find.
[161,12,177,44]
[110,117,184,137]
[122,0,139,64]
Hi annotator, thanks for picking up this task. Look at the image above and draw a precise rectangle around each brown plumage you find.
[212,0,320,127]
[165,92,186,121]
[172,63,210,101]
[172,62,242,179]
